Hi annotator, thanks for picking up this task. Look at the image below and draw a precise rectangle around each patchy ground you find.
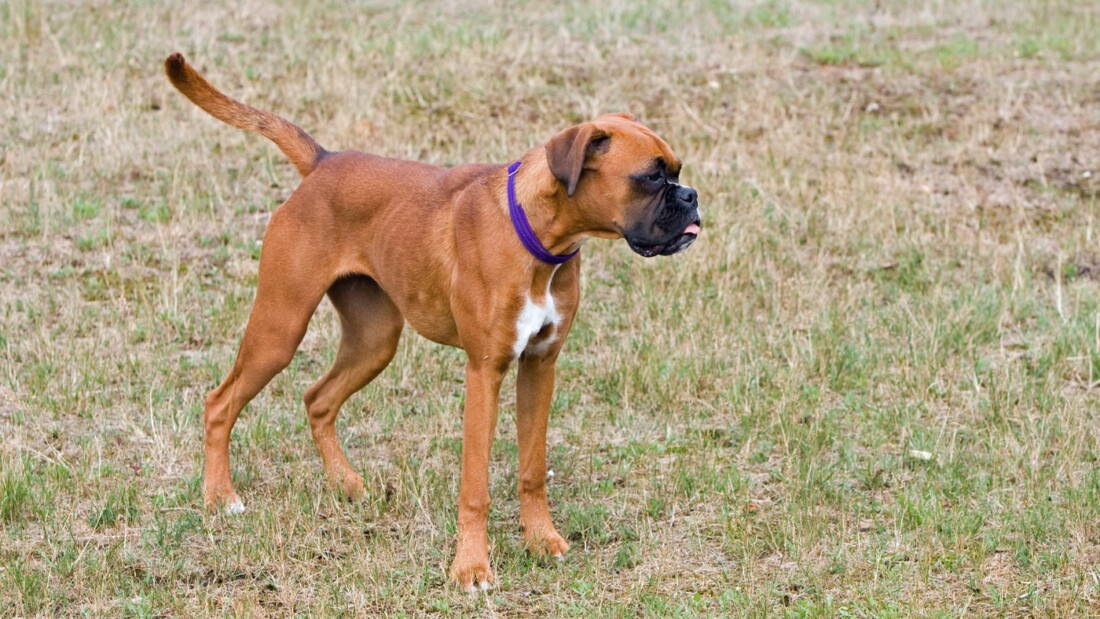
[2,0,1099,615]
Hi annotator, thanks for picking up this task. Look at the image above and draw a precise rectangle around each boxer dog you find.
[164,53,701,591]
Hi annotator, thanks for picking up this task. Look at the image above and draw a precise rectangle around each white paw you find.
[225,499,246,515]
[553,553,564,561]
[463,579,494,594]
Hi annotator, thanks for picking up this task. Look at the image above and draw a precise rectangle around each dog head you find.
[545,113,701,257]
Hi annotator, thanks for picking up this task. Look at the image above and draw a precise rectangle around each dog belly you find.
[405,310,460,347]
[376,280,459,347]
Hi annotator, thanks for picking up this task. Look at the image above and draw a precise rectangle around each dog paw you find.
[329,470,366,501]
[203,485,244,515]
[523,527,570,558]
[546,534,570,558]
[449,554,494,593]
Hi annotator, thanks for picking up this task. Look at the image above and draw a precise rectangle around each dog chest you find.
[513,294,560,357]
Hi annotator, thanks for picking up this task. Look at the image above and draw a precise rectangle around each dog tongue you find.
[683,223,701,235]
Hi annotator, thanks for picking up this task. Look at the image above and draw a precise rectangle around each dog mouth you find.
[626,220,701,257]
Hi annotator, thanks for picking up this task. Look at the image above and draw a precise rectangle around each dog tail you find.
[164,53,326,177]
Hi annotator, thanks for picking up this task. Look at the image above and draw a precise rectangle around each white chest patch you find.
[513,267,562,357]
[513,294,560,357]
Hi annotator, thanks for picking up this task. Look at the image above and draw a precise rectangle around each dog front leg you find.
[449,357,506,592]
[516,353,570,558]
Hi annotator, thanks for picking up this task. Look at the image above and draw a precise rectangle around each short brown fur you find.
[164,53,326,176]
[164,53,696,591]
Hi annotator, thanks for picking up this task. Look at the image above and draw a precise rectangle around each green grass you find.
[2,0,1100,615]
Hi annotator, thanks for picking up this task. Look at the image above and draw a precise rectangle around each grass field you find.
[3,0,1100,615]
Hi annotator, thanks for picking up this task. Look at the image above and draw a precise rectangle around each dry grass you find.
[2,0,1100,615]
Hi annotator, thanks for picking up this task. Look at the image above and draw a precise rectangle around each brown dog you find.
[164,53,701,591]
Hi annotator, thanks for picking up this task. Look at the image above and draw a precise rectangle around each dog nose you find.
[677,186,697,206]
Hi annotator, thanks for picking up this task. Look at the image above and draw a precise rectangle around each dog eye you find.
[646,171,662,183]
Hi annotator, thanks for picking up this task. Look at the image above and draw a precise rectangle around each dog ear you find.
[545,124,610,197]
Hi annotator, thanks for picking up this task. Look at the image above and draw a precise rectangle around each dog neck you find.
[508,157,585,259]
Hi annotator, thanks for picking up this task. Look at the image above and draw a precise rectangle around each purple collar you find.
[507,161,578,265]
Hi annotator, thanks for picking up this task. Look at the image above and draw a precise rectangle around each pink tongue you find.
[683,223,701,235]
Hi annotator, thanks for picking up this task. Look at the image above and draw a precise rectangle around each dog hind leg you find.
[202,211,333,513]
[303,276,404,499]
